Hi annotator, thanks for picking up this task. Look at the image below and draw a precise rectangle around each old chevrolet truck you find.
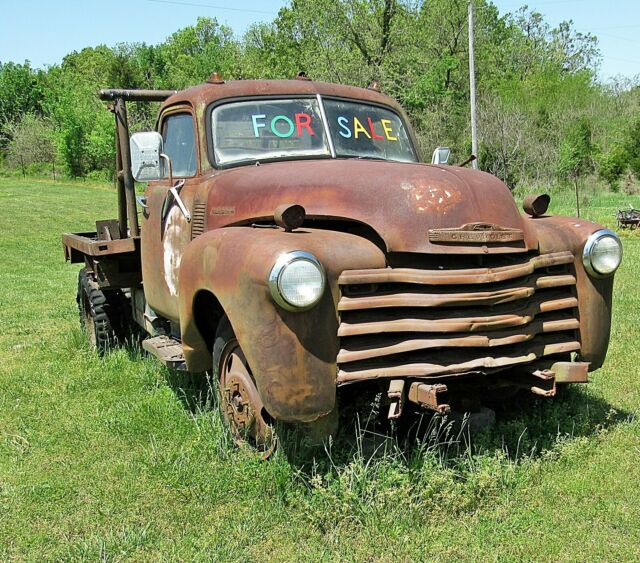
[63,76,622,451]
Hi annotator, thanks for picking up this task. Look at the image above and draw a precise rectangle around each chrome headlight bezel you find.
[582,229,623,278]
[268,251,326,311]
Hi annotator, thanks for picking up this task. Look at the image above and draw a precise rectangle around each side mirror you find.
[431,146,451,165]
[130,132,165,181]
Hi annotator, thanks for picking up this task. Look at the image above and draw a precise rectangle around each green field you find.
[1,177,639,561]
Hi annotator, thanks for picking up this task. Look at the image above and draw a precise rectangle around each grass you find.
[1,176,640,560]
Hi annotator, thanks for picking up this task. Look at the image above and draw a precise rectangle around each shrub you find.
[598,144,628,191]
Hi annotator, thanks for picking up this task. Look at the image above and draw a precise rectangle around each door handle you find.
[136,195,148,209]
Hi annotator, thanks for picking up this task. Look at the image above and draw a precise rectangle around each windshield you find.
[323,99,416,162]
[211,97,417,166]
[212,98,330,166]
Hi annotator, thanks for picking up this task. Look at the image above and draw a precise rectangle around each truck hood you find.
[205,159,538,254]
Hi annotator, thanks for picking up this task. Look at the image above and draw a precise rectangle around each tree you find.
[624,116,640,179]
[598,143,628,191]
[6,114,57,178]
[557,118,595,216]
[0,4,635,191]
[0,62,46,149]
[155,17,240,89]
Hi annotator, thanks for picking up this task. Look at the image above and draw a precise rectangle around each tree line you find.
[0,0,638,191]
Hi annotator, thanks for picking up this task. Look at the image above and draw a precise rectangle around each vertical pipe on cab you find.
[114,126,128,238]
[114,97,140,237]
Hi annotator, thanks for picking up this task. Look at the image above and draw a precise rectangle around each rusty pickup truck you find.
[63,75,622,452]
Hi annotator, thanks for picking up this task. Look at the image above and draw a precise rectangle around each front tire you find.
[212,316,275,457]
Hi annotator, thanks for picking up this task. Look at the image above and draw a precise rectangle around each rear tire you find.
[77,268,127,354]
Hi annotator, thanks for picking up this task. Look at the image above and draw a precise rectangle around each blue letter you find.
[337,116,351,138]
[271,115,295,138]
[252,114,266,137]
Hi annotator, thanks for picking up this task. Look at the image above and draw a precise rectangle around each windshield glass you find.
[212,98,330,166]
[323,99,416,162]
[211,97,417,166]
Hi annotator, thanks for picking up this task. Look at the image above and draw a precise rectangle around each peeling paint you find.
[163,205,183,296]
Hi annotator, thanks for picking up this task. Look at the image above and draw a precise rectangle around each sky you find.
[0,0,639,82]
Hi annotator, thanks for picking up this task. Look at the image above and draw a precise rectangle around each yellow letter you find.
[381,119,397,141]
[353,117,371,139]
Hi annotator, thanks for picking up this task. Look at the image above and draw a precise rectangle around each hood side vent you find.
[191,202,207,239]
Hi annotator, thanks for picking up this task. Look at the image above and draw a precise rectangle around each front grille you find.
[336,251,580,384]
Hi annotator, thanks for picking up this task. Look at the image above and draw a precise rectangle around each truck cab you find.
[64,76,622,453]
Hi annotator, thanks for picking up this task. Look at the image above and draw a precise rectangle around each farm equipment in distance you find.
[616,207,640,229]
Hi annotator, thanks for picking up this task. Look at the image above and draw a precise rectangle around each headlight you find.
[582,229,622,277]
[268,251,326,311]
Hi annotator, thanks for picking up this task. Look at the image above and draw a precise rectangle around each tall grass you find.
[1,177,639,560]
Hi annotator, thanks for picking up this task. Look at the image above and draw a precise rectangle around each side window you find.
[161,113,197,177]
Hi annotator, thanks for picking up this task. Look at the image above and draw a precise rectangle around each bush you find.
[598,144,628,191]
[625,117,640,179]
[5,113,57,177]
[557,118,595,182]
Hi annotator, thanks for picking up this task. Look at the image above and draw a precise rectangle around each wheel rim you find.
[218,338,275,455]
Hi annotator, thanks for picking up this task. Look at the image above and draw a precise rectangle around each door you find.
[141,108,199,322]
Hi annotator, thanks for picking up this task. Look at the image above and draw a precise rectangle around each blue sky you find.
[0,0,638,81]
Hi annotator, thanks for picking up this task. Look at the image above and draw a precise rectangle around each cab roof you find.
[162,78,406,114]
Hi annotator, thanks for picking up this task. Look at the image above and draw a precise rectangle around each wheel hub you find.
[219,340,274,454]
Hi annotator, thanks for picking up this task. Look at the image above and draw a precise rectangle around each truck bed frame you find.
[62,89,176,289]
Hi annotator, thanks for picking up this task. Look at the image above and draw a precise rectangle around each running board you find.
[142,335,186,370]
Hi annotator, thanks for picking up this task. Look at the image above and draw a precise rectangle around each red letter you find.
[368,117,384,140]
[295,113,315,137]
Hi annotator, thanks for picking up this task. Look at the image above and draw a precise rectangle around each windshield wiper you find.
[338,154,388,162]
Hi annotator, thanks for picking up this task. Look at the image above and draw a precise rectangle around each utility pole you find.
[468,0,478,169]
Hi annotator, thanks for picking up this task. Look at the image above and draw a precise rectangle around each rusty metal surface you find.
[114,98,139,237]
[428,222,524,243]
[525,369,557,397]
[338,295,579,337]
[552,361,590,383]
[162,79,411,128]
[142,335,186,370]
[178,226,386,422]
[63,232,138,258]
[387,379,405,419]
[337,339,580,383]
[523,194,551,217]
[114,121,129,238]
[407,382,450,413]
[533,215,614,369]
[162,77,614,418]
[69,78,617,423]
[274,204,306,232]
[217,335,276,456]
[339,251,574,285]
[337,318,581,364]
[99,88,178,102]
[200,159,538,255]
[336,248,582,384]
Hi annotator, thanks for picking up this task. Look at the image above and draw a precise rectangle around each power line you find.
[143,0,276,16]
[596,32,640,46]
[497,0,585,6]
[601,55,640,65]
[590,24,640,31]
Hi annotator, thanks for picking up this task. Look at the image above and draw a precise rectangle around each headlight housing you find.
[582,229,623,277]
[268,251,326,311]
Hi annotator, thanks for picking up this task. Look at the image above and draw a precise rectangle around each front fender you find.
[528,215,616,370]
[178,227,385,422]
